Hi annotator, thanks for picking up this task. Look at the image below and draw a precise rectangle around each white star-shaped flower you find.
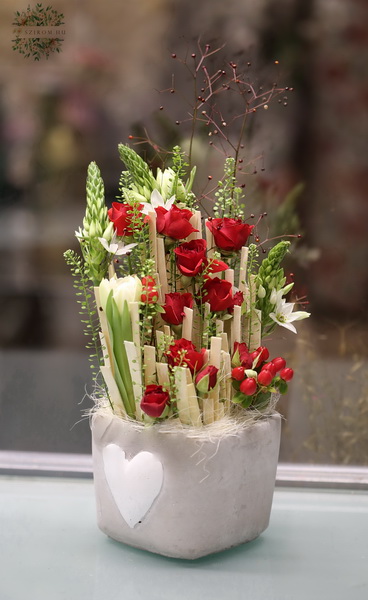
[98,236,137,256]
[141,189,176,215]
[269,296,310,334]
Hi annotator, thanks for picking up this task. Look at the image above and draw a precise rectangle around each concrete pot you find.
[91,410,281,559]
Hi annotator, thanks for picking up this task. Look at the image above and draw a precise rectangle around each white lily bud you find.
[113,276,142,313]
[257,284,266,299]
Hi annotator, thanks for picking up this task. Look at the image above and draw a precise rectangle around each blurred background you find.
[0,0,367,464]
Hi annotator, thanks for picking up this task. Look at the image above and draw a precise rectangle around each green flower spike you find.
[256,240,291,334]
[75,161,111,285]
[118,144,158,201]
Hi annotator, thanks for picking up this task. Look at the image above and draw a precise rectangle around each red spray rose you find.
[174,239,228,277]
[227,290,244,314]
[108,202,144,236]
[206,218,254,252]
[155,205,198,240]
[195,365,219,393]
[140,384,170,418]
[166,338,206,374]
[232,342,253,368]
[162,292,193,326]
[141,276,158,303]
[202,277,234,312]
[174,239,207,276]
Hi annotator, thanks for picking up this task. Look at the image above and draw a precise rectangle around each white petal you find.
[164,195,176,210]
[98,237,111,252]
[115,243,138,256]
[279,321,298,334]
[150,189,164,208]
[287,311,311,322]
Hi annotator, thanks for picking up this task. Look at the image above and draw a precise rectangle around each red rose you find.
[108,202,143,236]
[140,384,170,418]
[232,342,253,368]
[202,277,234,312]
[166,338,205,374]
[175,239,228,277]
[141,276,158,303]
[195,365,219,393]
[174,239,207,276]
[206,218,254,251]
[155,205,198,240]
[162,292,193,325]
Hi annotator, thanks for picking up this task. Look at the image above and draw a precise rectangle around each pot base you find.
[91,411,281,559]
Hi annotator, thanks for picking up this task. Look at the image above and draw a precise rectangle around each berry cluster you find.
[231,343,293,409]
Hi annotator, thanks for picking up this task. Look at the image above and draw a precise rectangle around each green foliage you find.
[214,157,244,218]
[63,250,110,404]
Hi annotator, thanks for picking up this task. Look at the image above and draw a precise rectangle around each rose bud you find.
[140,384,170,418]
[108,202,144,236]
[231,366,245,381]
[271,357,287,372]
[232,342,252,368]
[251,346,270,368]
[257,369,274,386]
[240,377,257,396]
[162,292,193,326]
[280,367,294,382]
[195,365,219,393]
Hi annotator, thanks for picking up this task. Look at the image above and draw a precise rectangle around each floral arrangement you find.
[64,140,310,426]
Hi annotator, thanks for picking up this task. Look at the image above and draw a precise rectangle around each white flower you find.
[98,236,137,256]
[269,297,310,334]
[99,275,142,313]
[141,189,175,215]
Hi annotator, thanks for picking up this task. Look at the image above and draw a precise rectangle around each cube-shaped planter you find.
[91,409,281,559]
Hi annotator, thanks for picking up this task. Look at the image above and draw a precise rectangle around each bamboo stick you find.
[202,302,211,348]
[99,332,110,368]
[94,287,114,376]
[182,306,193,341]
[187,382,202,426]
[238,246,249,292]
[129,301,141,367]
[100,366,126,416]
[155,330,165,361]
[216,319,224,336]
[147,209,158,271]
[174,367,192,425]
[163,324,171,339]
[155,272,163,303]
[124,341,143,420]
[187,210,202,241]
[222,350,232,413]
[202,395,214,425]
[156,237,168,295]
[205,219,215,259]
[221,331,229,353]
[156,362,170,387]
[209,336,223,421]
[232,304,242,345]
[224,268,234,287]
[144,345,156,385]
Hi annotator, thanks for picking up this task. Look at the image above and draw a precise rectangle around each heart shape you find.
[102,444,164,528]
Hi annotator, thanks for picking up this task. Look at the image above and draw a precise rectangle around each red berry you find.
[232,366,245,381]
[257,369,273,386]
[240,378,257,395]
[280,368,294,382]
[262,362,277,377]
[272,357,286,372]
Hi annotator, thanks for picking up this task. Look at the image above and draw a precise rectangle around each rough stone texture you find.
[91,411,281,559]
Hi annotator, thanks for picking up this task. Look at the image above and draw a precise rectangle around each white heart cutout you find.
[102,444,163,528]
